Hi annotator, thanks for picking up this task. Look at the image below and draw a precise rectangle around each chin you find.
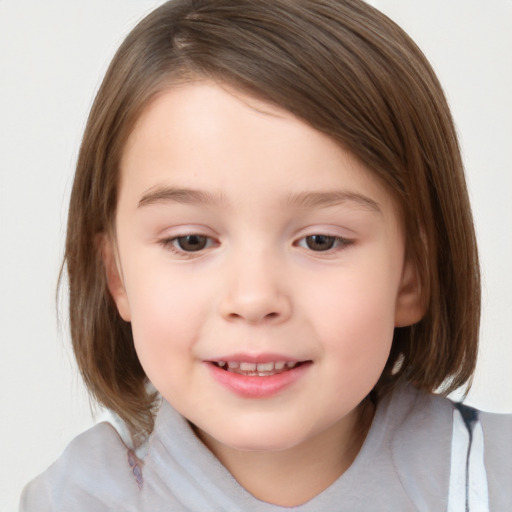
[230,437,299,453]
[202,421,308,453]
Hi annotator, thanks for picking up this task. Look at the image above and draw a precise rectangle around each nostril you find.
[219,293,292,324]
[226,310,280,323]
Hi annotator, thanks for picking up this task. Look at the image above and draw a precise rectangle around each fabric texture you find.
[20,385,512,511]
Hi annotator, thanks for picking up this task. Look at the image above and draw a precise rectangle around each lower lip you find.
[206,363,311,399]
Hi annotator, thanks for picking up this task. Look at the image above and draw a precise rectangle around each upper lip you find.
[205,353,305,364]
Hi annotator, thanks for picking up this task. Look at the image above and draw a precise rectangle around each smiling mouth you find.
[210,360,308,377]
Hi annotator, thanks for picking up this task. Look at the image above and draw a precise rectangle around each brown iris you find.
[305,235,336,251]
[176,235,208,251]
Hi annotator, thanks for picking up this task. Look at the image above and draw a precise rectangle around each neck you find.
[195,399,375,507]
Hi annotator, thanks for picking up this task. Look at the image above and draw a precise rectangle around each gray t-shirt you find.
[20,385,512,511]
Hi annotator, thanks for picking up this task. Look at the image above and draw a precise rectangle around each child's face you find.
[106,81,421,454]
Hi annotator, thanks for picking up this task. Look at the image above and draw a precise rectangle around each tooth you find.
[256,362,274,372]
[227,362,240,369]
[217,361,226,367]
[274,361,285,370]
[239,362,257,371]
[286,362,296,368]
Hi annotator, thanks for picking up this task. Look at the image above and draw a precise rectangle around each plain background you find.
[1,1,511,510]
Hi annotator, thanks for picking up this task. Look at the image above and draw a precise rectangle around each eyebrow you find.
[284,190,382,214]
[138,186,381,214]
[138,186,225,208]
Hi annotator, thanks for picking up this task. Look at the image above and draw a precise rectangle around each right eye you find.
[160,234,215,254]
[172,234,209,252]
[302,234,337,251]
[295,234,352,252]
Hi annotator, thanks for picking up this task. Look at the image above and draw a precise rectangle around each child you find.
[20,0,511,510]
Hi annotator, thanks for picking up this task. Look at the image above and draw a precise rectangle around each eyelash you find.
[158,233,353,257]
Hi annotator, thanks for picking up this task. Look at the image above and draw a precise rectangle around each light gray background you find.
[1,1,511,510]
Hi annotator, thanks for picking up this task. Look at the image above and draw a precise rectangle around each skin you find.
[104,81,423,506]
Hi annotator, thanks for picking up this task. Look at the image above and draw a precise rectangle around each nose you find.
[218,251,292,325]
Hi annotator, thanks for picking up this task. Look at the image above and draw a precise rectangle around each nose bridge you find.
[218,243,291,324]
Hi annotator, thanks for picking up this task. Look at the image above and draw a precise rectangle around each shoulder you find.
[384,383,512,436]
[479,407,512,449]
[20,422,142,512]
[391,386,512,509]
[390,385,512,460]
[451,402,512,475]
[382,383,454,437]
[478,409,512,508]
[382,385,454,497]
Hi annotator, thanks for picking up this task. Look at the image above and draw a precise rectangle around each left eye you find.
[297,235,349,251]
[170,235,211,252]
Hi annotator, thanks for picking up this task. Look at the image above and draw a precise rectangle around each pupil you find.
[178,235,207,251]
[306,235,335,251]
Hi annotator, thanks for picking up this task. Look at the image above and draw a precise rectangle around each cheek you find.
[122,262,209,374]
[324,289,394,363]
[305,261,399,377]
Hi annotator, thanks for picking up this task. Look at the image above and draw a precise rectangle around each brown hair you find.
[64,0,480,438]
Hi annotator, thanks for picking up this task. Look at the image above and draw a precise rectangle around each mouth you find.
[209,360,309,377]
[206,357,312,398]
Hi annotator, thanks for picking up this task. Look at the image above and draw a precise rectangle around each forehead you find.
[118,81,398,219]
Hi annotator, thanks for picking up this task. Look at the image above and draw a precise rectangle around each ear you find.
[98,234,131,322]
[394,258,425,327]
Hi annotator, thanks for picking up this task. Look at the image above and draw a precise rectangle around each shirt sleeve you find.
[19,474,53,512]
[17,422,142,512]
